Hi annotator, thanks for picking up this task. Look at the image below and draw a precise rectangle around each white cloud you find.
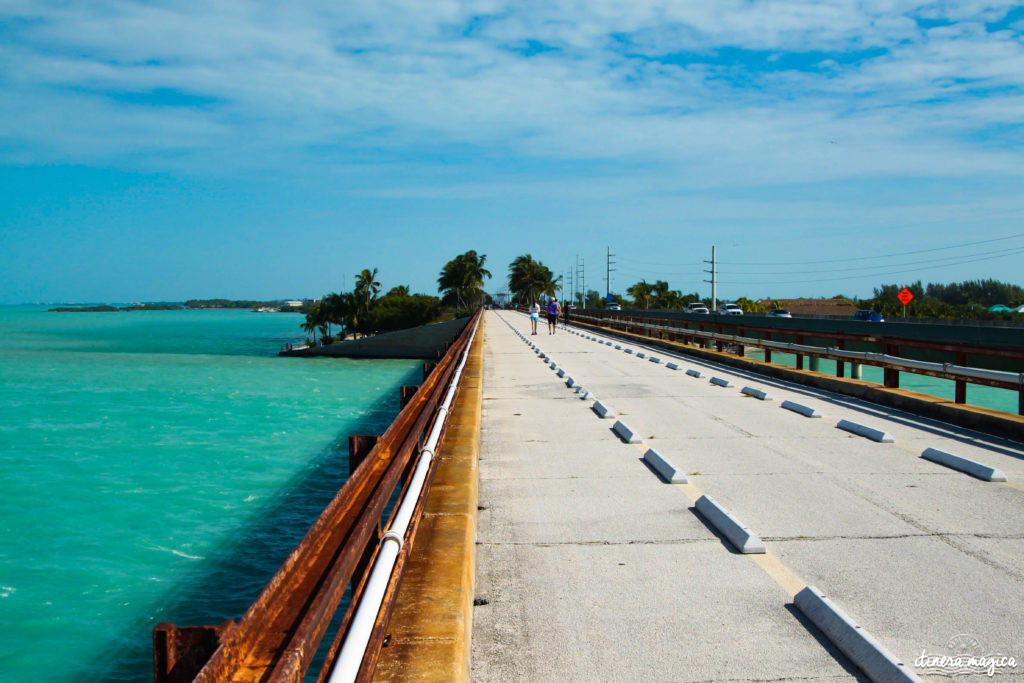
[1,0,1022,193]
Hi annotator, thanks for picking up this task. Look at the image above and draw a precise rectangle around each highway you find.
[471,310,1024,681]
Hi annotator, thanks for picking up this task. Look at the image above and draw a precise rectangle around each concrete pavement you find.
[471,310,1024,681]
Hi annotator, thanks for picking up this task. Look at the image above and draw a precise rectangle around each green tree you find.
[438,251,492,309]
[508,254,559,305]
[627,280,654,309]
[355,268,382,314]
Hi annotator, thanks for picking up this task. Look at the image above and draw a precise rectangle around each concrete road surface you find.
[471,310,1024,682]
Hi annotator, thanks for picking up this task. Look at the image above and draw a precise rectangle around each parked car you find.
[766,308,792,318]
[608,303,622,311]
[684,302,709,314]
[718,303,743,315]
[853,309,885,322]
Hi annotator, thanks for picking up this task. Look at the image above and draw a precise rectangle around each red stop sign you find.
[897,287,914,305]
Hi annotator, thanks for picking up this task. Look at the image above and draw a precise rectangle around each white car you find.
[718,303,743,315]
[608,303,622,311]
[766,308,792,318]
[684,303,709,314]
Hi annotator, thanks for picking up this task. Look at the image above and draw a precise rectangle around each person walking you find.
[547,297,561,335]
[529,300,540,335]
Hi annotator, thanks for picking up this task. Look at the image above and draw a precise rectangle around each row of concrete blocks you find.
[567,323,929,680]
[564,323,998,679]
[562,326,1007,482]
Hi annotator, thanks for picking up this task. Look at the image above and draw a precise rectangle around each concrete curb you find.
[643,448,687,484]
[565,377,575,388]
[612,420,642,444]
[592,400,615,419]
[781,400,822,418]
[556,368,566,378]
[710,377,733,388]
[741,386,773,401]
[666,362,680,370]
[624,349,633,354]
[686,369,703,378]
[921,447,1007,481]
[636,352,646,359]
[649,356,661,363]
[694,495,766,554]
[837,419,894,443]
[794,586,921,682]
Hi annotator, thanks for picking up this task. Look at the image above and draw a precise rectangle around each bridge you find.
[154,309,1024,682]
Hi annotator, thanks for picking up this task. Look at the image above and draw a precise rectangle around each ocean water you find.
[749,351,1020,414]
[0,306,422,681]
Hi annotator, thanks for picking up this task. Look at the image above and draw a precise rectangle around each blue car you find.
[853,309,885,322]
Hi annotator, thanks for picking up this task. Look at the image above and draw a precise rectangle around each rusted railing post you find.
[153,620,234,683]
[883,343,900,388]
[348,435,380,474]
[400,385,420,408]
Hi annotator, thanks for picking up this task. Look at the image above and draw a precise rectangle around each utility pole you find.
[606,246,616,305]
[576,257,585,309]
[703,246,718,312]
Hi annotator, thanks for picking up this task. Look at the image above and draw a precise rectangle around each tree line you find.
[300,251,494,345]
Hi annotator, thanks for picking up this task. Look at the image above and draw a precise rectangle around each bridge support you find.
[348,434,380,474]
[851,363,862,380]
[400,385,420,408]
[153,620,234,683]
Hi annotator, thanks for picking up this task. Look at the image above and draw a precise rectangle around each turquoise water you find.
[0,306,421,681]
[751,351,1019,414]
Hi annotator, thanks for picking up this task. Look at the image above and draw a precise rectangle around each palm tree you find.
[301,302,324,344]
[438,251,492,308]
[628,280,655,309]
[387,285,411,297]
[354,268,381,316]
[508,254,559,305]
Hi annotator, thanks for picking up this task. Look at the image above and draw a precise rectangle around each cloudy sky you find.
[2,1,1023,304]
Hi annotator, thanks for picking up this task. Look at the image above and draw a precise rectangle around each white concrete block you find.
[578,390,592,400]
[636,352,646,359]
[649,356,661,363]
[592,400,615,419]
[565,376,575,388]
[781,400,821,418]
[612,420,642,444]
[665,362,680,370]
[556,368,566,377]
[615,344,622,350]
[710,377,733,388]
[837,419,894,443]
[643,448,687,484]
[685,369,703,378]
[741,386,773,401]
[921,447,1007,481]
[794,586,921,682]
[549,360,557,369]
[694,495,766,554]
[624,348,633,354]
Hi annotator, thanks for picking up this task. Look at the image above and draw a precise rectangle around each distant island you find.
[48,299,309,313]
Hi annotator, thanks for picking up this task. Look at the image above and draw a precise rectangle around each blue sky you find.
[2,1,1023,304]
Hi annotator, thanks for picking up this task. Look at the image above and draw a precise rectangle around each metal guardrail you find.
[570,311,1024,415]
[153,308,482,683]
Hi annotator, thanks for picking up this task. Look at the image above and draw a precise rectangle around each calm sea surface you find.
[0,306,421,681]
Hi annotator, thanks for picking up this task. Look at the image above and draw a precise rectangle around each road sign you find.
[897,287,914,305]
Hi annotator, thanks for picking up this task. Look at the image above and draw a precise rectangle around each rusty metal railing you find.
[153,308,482,682]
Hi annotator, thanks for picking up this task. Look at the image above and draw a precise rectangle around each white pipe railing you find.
[328,314,481,683]
[575,313,1024,388]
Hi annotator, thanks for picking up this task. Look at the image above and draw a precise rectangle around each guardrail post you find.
[153,620,234,683]
[883,344,900,388]
[796,336,804,370]
[955,351,967,404]
[348,435,380,474]
[764,332,772,363]
[422,362,436,380]
[400,385,420,408]
[836,340,845,377]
